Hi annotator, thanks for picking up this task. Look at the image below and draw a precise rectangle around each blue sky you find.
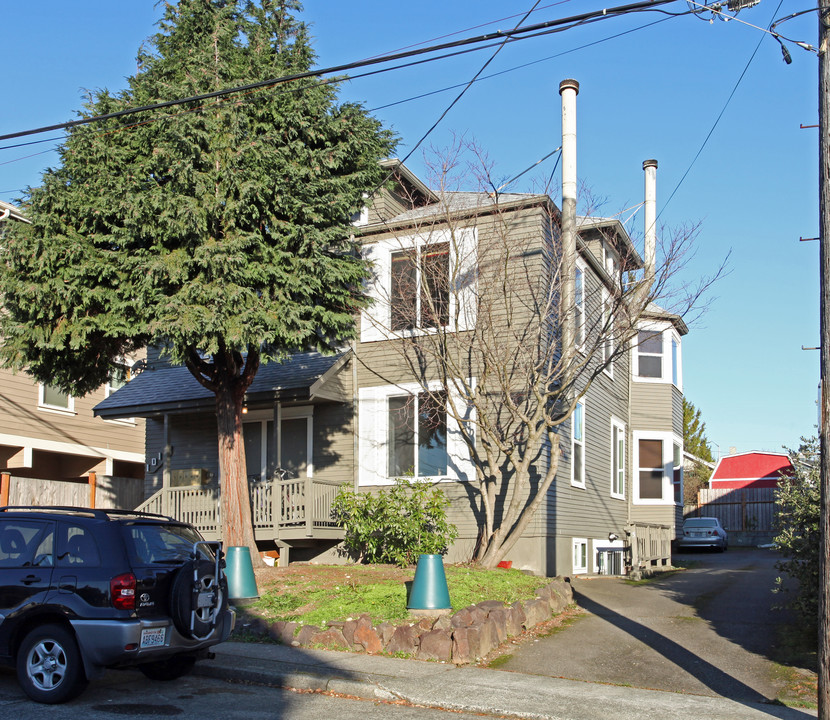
[0,1,818,456]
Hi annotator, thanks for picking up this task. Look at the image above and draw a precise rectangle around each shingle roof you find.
[94,351,347,418]
[381,191,547,224]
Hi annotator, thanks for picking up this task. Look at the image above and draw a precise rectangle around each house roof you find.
[710,451,794,484]
[94,350,349,419]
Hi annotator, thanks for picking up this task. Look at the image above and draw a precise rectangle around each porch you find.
[625,521,673,579]
[136,476,345,565]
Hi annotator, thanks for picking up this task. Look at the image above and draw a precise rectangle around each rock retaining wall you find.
[239,577,572,665]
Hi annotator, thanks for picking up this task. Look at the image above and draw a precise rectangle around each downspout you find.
[559,79,579,371]
[352,341,359,492]
[0,209,10,222]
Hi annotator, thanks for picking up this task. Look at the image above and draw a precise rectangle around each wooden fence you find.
[1,473,144,510]
[684,487,776,533]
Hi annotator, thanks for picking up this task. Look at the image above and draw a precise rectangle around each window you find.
[574,264,585,347]
[602,290,613,372]
[636,330,663,378]
[39,383,73,412]
[106,362,132,397]
[390,242,449,331]
[573,538,588,574]
[638,438,664,500]
[673,442,683,503]
[388,392,448,477]
[611,419,625,499]
[671,337,681,388]
[571,401,585,488]
[603,241,619,283]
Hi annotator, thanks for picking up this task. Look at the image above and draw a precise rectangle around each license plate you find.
[140,627,166,648]
[197,592,215,609]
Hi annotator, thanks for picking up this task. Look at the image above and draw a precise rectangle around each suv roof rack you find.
[0,506,174,521]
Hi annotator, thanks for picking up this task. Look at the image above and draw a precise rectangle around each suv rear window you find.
[124,523,210,565]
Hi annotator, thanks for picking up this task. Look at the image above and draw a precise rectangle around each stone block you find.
[479,617,499,656]
[386,624,419,656]
[354,617,383,654]
[523,598,550,628]
[267,620,298,645]
[295,624,320,646]
[505,604,524,637]
[477,600,505,613]
[376,622,397,648]
[310,628,350,650]
[451,608,474,628]
[433,615,453,632]
[488,608,508,644]
[416,629,452,662]
[451,626,482,664]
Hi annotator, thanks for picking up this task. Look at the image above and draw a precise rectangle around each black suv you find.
[0,506,235,703]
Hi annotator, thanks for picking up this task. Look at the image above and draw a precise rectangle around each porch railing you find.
[625,521,672,579]
[136,477,344,539]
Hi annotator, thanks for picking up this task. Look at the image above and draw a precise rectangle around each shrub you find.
[774,437,819,625]
[332,478,458,566]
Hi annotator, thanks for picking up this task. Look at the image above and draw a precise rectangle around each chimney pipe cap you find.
[559,78,580,95]
[643,159,658,170]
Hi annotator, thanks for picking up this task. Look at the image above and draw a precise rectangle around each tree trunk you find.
[215,371,261,567]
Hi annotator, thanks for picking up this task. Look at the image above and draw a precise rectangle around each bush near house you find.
[332,478,458,566]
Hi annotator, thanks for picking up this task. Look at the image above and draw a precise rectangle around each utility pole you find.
[819,1,830,716]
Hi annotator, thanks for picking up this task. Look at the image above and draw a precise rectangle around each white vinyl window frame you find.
[572,537,588,575]
[574,259,586,350]
[632,430,682,505]
[633,321,682,388]
[610,417,626,500]
[571,400,586,489]
[360,228,477,343]
[601,288,614,378]
[38,383,75,415]
[358,380,475,486]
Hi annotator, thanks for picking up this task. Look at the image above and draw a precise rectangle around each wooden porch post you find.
[88,472,97,508]
[0,472,10,506]
[305,473,313,536]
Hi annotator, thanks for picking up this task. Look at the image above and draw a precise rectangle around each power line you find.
[658,0,785,218]
[0,0,676,144]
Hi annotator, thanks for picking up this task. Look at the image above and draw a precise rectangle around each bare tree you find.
[358,143,723,568]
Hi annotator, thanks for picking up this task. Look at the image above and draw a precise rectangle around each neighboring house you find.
[708,451,794,490]
[0,201,145,497]
[95,156,687,577]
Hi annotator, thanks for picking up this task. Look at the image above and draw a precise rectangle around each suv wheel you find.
[170,559,227,639]
[17,625,88,704]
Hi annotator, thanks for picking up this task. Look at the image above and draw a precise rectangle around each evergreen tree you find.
[683,398,714,462]
[0,0,395,561]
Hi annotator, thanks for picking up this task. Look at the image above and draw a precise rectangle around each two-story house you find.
[0,201,146,505]
[94,151,686,577]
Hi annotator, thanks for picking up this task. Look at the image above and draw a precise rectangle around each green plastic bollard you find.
[407,554,451,611]
[224,546,259,601]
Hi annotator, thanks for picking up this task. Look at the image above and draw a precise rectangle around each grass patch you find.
[770,621,817,708]
[487,653,514,668]
[247,563,547,629]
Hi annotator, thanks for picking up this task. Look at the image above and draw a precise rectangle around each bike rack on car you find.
[187,541,225,641]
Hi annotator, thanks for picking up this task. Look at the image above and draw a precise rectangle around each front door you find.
[243,408,312,482]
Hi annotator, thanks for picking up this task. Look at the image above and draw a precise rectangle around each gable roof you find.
[94,351,349,419]
[710,451,794,488]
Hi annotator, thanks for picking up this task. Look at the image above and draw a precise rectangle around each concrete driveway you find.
[495,548,802,704]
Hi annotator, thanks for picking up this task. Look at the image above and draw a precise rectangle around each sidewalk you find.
[195,641,817,720]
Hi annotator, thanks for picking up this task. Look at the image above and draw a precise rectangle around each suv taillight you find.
[111,573,137,610]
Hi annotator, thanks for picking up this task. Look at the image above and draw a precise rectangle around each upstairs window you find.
[390,242,449,332]
[574,264,585,347]
[39,383,73,413]
[571,401,586,488]
[106,363,132,397]
[388,392,448,477]
[638,438,664,500]
[636,330,663,378]
[611,419,625,499]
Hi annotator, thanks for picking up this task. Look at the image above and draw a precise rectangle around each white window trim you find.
[574,259,587,352]
[571,399,586,489]
[601,287,613,378]
[572,537,588,575]
[360,228,477,343]
[38,383,75,415]
[358,380,474,486]
[632,321,682,387]
[610,416,626,500]
[632,430,682,505]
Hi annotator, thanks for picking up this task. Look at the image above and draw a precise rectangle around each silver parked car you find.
[677,516,728,552]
